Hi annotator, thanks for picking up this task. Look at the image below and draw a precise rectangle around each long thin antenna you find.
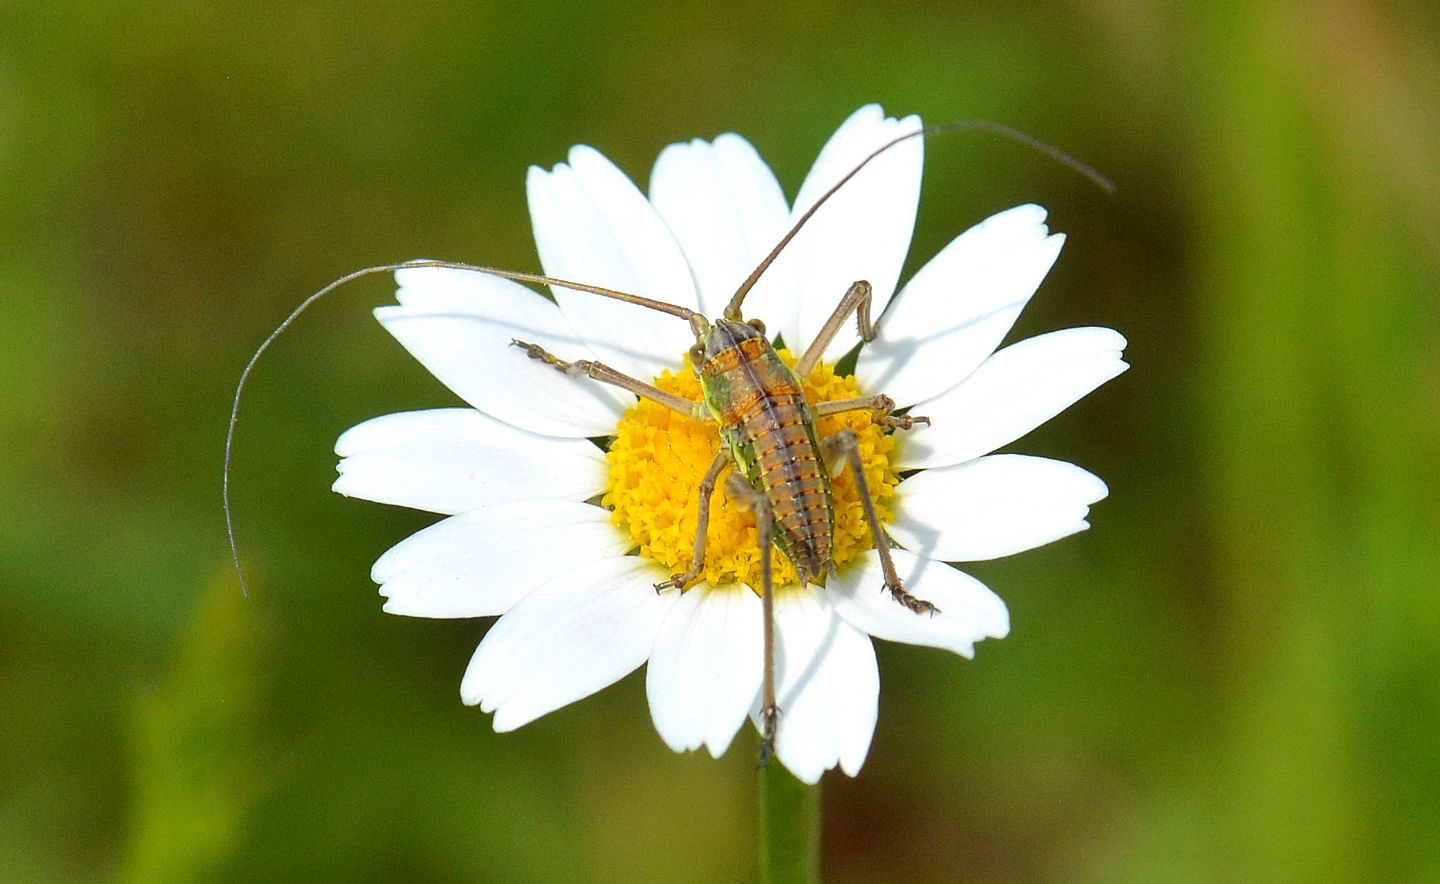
[723,118,1114,320]
[229,119,1112,595]
[224,260,693,596]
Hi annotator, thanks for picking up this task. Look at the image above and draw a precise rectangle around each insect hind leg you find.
[822,428,939,616]
[723,472,782,765]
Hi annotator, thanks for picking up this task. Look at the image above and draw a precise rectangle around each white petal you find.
[829,549,1009,658]
[461,555,676,732]
[889,455,1109,562]
[896,327,1129,470]
[379,266,629,438]
[371,501,632,618]
[646,585,763,758]
[856,204,1065,407]
[333,409,607,514]
[768,105,922,362]
[649,133,791,319]
[751,587,879,783]
[527,147,698,380]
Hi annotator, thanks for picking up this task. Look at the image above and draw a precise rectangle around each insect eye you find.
[747,318,767,336]
[688,343,705,366]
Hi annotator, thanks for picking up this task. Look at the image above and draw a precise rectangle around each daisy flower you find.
[333,104,1128,784]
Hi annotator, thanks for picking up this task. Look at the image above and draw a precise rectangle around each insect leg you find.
[794,280,875,380]
[511,339,710,421]
[654,451,731,592]
[722,472,780,763]
[822,428,939,616]
[815,394,930,431]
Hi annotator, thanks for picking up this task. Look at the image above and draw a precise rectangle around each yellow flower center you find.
[602,349,898,591]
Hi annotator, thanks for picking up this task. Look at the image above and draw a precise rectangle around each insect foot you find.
[882,412,930,431]
[653,570,697,593]
[510,338,563,367]
[758,704,781,765]
[869,396,930,431]
[510,338,590,378]
[886,580,941,617]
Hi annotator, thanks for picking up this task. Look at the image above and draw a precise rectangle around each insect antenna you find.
[224,260,694,597]
[723,118,1114,321]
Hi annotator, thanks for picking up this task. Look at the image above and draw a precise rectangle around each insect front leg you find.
[510,339,710,421]
[722,472,781,764]
[794,279,875,379]
[822,428,939,616]
[814,394,930,431]
[654,450,731,592]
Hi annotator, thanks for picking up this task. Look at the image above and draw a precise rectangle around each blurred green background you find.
[2,1,1437,881]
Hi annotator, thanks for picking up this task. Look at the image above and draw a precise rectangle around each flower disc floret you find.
[603,350,897,591]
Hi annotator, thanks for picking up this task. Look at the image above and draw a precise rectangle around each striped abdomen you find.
[698,320,834,584]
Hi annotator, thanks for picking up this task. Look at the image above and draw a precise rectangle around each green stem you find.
[758,761,820,883]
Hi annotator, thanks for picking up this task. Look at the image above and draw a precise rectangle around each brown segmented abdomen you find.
[737,393,834,582]
[699,324,835,584]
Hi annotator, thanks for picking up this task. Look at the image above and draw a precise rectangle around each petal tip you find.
[989,604,1013,640]
[655,729,694,754]
[567,143,603,166]
[777,760,825,785]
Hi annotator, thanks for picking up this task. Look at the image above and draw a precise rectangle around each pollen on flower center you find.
[601,349,898,592]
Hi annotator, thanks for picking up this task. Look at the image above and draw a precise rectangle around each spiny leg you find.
[723,472,780,764]
[822,428,939,616]
[795,279,876,379]
[654,451,731,592]
[511,339,710,421]
[815,394,930,431]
